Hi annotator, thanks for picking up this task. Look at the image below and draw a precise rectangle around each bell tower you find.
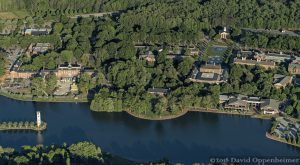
[220,27,229,40]
[37,111,41,127]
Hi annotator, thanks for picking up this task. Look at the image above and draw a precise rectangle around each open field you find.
[0,10,29,19]
[0,12,18,19]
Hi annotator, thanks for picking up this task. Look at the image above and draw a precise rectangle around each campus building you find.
[219,27,229,40]
[8,58,93,80]
[189,64,228,84]
[56,64,81,79]
[139,51,156,62]
[288,58,300,74]
[255,52,293,63]
[261,99,280,115]
[24,28,51,36]
[147,87,169,96]
[27,43,52,56]
[273,74,293,89]
[234,50,276,69]
[233,57,276,69]
[219,94,280,115]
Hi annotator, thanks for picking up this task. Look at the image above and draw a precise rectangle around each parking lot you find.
[5,47,23,70]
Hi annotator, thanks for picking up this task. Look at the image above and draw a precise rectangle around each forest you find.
[238,30,300,52]
[0,141,141,165]
[1,0,300,29]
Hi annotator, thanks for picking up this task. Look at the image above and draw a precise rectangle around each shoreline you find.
[0,91,89,103]
[0,92,273,120]
[265,132,300,148]
[125,109,189,121]
[0,127,46,132]
[2,93,299,148]
[125,108,271,121]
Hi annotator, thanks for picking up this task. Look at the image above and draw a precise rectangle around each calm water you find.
[0,96,299,163]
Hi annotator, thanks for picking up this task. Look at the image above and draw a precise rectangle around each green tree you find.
[177,57,194,76]
[46,74,57,95]
[60,50,74,63]
[78,73,92,94]
[68,142,103,163]
[154,96,168,115]
[53,22,63,34]
[31,77,47,97]
[0,57,5,76]
[13,156,29,165]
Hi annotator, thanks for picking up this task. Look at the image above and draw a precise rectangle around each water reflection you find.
[0,96,299,164]
[37,132,43,144]
[170,112,204,129]
[90,111,152,133]
[155,122,165,138]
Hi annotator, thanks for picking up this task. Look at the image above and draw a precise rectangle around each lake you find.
[0,96,299,164]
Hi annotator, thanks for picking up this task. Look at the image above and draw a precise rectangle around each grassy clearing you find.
[0,12,18,19]
[206,45,227,57]
[12,10,29,18]
[0,10,29,19]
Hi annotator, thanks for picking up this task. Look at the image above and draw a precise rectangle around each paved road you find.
[243,28,300,37]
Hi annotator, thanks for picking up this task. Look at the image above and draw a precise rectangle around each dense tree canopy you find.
[0,142,141,165]
[0,0,300,119]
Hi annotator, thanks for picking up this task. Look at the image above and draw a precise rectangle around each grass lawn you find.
[0,10,29,19]
[0,12,18,19]
[206,45,227,57]
[12,10,29,18]
[211,39,228,46]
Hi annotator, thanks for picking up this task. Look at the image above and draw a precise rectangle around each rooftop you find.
[147,88,169,94]
[227,98,248,106]
[261,99,280,111]
[219,95,230,101]
[25,28,51,35]
[275,76,292,86]
[195,72,220,81]
[200,72,215,79]
[58,63,81,68]
[273,74,285,79]
[239,50,255,57]
[289,63,300,69]
[266,52,292,58]
[200,64,222,70]
[247,96,261,102]
[30,43,52,54]
[234,58,275,66]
